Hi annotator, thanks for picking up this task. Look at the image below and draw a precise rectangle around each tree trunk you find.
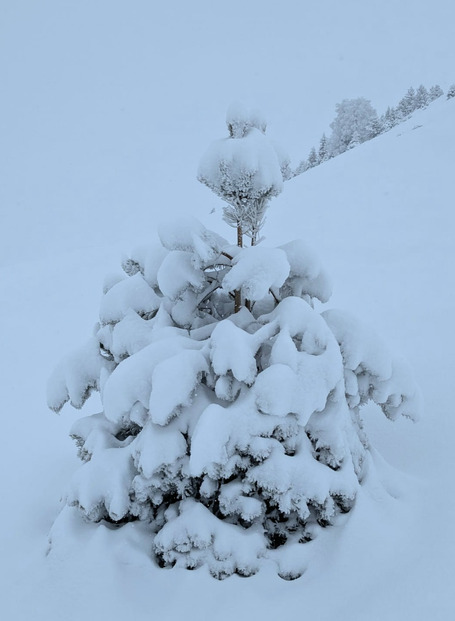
[237,223,243,248]
[235,223,243,313]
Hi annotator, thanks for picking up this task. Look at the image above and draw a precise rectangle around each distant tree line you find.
[294,83,449,176]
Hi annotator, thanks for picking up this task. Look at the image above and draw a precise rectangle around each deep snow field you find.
[1,3,455,620]
[2,94,454,621]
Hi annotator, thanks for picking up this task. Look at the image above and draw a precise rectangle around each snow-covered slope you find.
[1,91,454,619]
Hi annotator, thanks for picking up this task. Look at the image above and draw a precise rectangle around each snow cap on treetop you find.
[226,101,267,138]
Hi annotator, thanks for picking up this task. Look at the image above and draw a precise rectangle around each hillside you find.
[1,96,454,620]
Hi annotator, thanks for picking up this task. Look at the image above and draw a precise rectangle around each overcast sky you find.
[1,0,454,262]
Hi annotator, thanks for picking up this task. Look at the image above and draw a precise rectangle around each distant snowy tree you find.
[382,106,399,131]
[348,130,360,150]
[368,116,384,139]
[294,159,308,176]
[329,98,378,156]
[47,106,422,581]
[415,84,430,109]
[318,133,330,163]
[447,84,455,100]
[429,84,444,101]
[307,146,318,168]
[397,87,417,119]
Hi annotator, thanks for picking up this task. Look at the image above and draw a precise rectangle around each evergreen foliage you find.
[48,106,421,580]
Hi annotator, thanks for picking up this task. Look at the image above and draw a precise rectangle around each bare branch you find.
[269,288,280,306]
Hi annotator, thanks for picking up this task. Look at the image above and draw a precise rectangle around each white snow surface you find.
[209,319,259,384]
[157,250,205,299]
[323,309,423,421]
[222,246,289,300]
[279,239,332,302]
[47,337,103,412]
[132,421,187,479]
[66,447,134,522]
[253,297,343,423]
[2,3,455,619]
[149,348,209,425]
[102,335,201,424]
[99,272,161,324]
[154,498,265,577]
[158,216,227,266]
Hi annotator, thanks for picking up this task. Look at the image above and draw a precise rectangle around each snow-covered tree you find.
[447,84,455,100]
[329,98,378,156]
[397,86,417,119]
[307,146,318,168]
[198,104,287,312]
[429,84,444,101]
[368,115,384,139]
[198,103,285,251]
[293,159,309,177]
[47,106,421,581]
[415,84,430,109]
[347,130,360,150]
[318,133,330,163]
[382,106,399,131]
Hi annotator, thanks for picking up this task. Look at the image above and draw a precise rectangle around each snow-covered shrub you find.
[48,107,421,580]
